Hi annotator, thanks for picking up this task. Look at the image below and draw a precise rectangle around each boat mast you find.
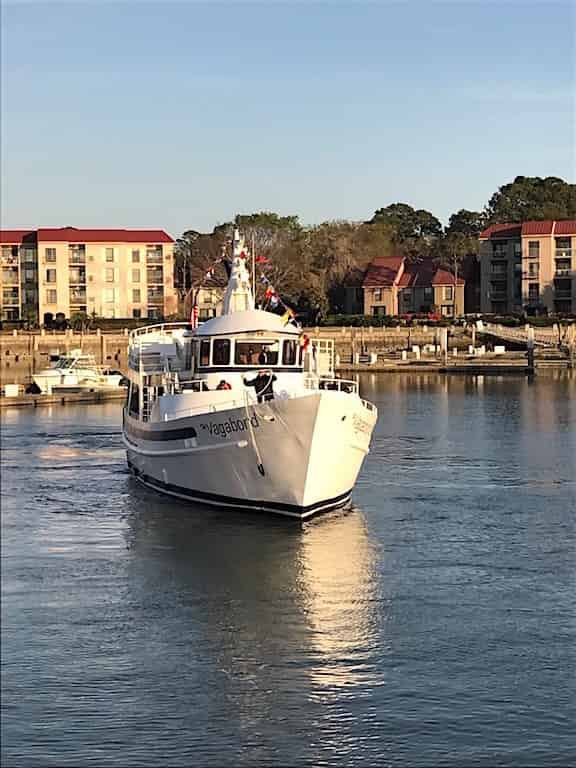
[222,228,255,315]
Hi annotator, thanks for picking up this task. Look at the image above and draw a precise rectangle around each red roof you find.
[554,220,576,235]
[431,268,465,286]
[479,223,522,239]
[480,219,576,239]
[521,220,554,236]
[398,260,435,288]
[0,230,33,244]
[36,227,173,243]
[363,256,404,287]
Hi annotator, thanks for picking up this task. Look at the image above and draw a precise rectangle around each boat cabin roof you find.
[195,309,300,338]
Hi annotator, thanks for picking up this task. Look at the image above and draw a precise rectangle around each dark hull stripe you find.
[127,461,351,518]
[125,422,197,441]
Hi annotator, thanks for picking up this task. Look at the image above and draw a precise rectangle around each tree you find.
[445,209,486,238]
[485,176,576,224]
[369,203,442,240]
[70,311,92,332]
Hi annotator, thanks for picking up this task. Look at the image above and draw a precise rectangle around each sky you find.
[1,0,574,236]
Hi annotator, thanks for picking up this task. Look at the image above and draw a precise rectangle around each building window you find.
[492,241,508,256]
[528,261,539,278]
[528,241,540,258]
[132,269,140,283]
[528,283,539,300]
[131,250,140,263]
[46,289,57,304]
[104,288,117,303]
[443,286,454,301]
[46,269,57,283]
[132,308,141,319]
[45,248,57,263]
[132,289,141,303]
[424,286,433,300]
[374,288,382,301]
[212,339,231,365]
[105,268,115,282]
[105,248,115,262]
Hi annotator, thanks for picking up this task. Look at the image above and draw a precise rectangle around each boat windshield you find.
[55,356,94,369]
[234,341,279,366]
[55,358,74,369]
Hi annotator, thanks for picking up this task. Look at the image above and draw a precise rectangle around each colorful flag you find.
[265,286,275,299]
[270,295,280,308]
[299,334,310,350]
[191,304,199,329]
[281,308,295,326]
[255,254,269,264]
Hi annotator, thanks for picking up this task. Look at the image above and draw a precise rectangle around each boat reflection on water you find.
[125,493,383,708]
[298,509,382,700]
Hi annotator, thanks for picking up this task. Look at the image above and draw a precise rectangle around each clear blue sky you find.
[1,0,574,236]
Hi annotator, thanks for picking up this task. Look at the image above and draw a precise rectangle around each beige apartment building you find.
[479,220,576,315]
[0,228,178,323]
[363,255,465,317]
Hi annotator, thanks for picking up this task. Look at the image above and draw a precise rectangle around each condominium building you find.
[362,256,465,317]
[479,220,576,315]
[0,228,178,323]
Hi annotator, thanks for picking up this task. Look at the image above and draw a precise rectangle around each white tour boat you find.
[33,349,126,394]
[123,231,378,520]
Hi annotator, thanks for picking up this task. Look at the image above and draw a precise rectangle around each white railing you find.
[304,375,358,394]
[130,322,192,339]
[480,322,567,348]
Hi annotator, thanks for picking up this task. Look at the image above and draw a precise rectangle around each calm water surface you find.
[2,374,575,767]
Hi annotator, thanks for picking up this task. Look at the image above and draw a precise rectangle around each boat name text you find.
[200,414,260,439]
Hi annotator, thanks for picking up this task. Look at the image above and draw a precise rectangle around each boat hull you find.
[123,391,376,520]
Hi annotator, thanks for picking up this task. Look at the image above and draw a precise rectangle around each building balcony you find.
[2,296,20,306]
[555,268,572,277]
[555,249,572,259]
[1,255,19,267]
[69,256,86,266]
[489,291,508,301]
[554,290,572,300]
[69,290,87,303]
[1,269,20,284]
[146,269,164,284]
[146,255,163,265]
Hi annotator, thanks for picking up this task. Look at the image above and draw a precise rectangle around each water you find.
[2,373,575,767]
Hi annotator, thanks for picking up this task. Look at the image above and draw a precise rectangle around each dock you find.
[0,389,126,409]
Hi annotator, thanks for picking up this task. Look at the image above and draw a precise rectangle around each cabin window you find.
[200,340,210,367]
[282,339,297,365]
[212,338,230,365]
[234,341,279,366]
[128,383,139,416]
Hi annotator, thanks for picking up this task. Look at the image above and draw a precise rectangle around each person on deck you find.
[243,370,277,403]
[216,380,232,390]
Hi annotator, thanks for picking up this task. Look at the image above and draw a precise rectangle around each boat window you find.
[56,358,72,369]
[128,383,139,416]
[234,341,279,366]
[212,338,230,365]
[282,339,297,366]
[200,340,210,367]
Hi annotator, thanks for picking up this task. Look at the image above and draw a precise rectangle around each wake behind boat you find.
[123,229,378,520]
